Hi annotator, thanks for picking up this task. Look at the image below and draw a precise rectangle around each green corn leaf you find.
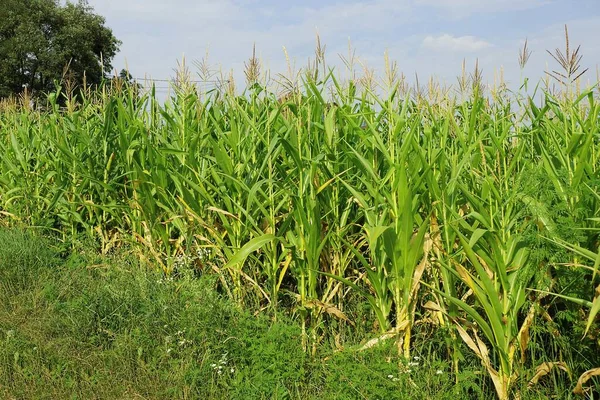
[224,234,278,269]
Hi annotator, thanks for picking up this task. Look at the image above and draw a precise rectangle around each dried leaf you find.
[410,233,432,300]
[456,264,475,289]
[528,362,570,387]
[358,320,410,351]
[424,301,442,312]
[474,330,491,369]
[455,324,481,359]
[573,368,600,396]
[207,206,239,220]
[517,305,536,363]
[304,299,355,327]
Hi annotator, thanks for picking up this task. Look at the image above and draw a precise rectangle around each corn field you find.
[1,39,599,399]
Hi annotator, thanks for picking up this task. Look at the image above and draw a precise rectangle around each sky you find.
[84,0,600,92]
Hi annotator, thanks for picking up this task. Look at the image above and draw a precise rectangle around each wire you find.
[131,78,229,83]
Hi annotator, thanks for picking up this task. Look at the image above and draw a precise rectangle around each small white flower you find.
[406,369,412,373]
[211,363,217,368]
[230,368,235,373]
[218,366,223,370]
[408,362,419,367]
[166,348,172,354]
[436,369,443,375]
[392,377,400,382]
[217,370,222,375]
[387,374,394,379]
[413,356,420,361]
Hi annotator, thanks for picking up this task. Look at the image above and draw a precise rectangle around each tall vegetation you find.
[1,32,599,399]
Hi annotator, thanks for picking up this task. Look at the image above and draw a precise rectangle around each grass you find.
[0,228,307,399]
[0,227,587,399]
[0,30,599,399]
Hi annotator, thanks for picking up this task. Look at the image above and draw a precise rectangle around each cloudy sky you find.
[85,0,600,91]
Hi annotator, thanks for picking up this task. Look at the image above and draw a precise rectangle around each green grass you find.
[0,227,586,399]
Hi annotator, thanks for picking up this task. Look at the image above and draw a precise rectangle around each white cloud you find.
[88,0,245,24]
[422,34,492,52]
[79,0,599,95]
[415,0,549,18]
[88,0,417,85]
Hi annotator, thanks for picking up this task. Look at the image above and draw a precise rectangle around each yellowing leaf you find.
[528,362,570,387]
[573,368,600,396]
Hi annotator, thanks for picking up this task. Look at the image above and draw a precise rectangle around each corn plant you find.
[1,32,599,399]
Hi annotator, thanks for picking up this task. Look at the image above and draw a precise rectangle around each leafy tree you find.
[0,0,121,98]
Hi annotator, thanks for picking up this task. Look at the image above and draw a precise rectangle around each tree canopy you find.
[0,0,121,98]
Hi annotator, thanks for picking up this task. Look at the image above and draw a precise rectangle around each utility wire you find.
[131,78,229,83]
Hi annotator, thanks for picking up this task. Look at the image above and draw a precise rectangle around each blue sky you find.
[86,0,600,91]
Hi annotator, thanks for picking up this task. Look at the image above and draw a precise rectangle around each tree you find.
[0,0,121,98]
